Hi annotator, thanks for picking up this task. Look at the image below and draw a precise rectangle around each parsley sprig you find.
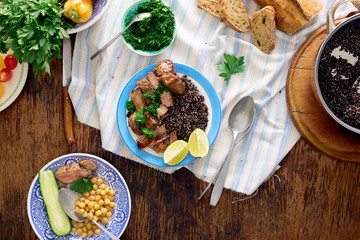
[70,178,93,194]
[216,53,246,85]
[0,0,75,79]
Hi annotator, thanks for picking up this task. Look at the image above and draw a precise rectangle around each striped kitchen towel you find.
[69,0,356,195]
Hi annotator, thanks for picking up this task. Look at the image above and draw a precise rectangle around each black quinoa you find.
[318,20,360,129]
[162,75,209,141]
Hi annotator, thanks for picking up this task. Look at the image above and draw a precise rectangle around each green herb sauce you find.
[123,0,175,52]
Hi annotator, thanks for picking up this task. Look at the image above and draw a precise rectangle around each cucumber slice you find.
[39,170,71,236]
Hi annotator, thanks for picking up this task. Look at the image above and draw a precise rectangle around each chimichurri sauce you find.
[123,0,175,52]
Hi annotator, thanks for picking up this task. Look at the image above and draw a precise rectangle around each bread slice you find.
[250,6,276,53]
[253,0,323,35]
[220,0,250,32]
[198,0,223,18]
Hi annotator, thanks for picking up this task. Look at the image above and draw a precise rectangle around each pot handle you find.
[327,0,360,34]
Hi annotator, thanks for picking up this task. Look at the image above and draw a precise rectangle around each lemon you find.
[163,140,189,165]
[0,55,4,72]
[188,128,209,158]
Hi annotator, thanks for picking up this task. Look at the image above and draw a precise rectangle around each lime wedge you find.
[188,128,209,158]
[163,140,189,165]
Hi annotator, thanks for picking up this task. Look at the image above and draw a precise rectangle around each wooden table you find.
[1,45,360,239]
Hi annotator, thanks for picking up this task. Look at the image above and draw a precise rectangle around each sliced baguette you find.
[253,0,323,35]
[198,0,223,18]
[250,6,276,53]
[220,0,250,32]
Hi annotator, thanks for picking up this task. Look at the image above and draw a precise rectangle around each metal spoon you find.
[58,188,119,240]
[208,96,255,206]
[90,12,151,60]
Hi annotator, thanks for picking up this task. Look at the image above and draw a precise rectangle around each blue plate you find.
[27,153,131,240]
[116,63,221,167]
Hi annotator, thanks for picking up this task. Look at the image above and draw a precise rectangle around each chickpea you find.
[78,202,85,209]
[88,229,94,236]
[97,178,103,184]
[105,187,110,194]
[86,222,92,229]
[96,189,102,195]
[94,203,100,210]
[99,184,106,190]
[104,198,111,205]
[102,217,109,224]
[100,190,106,196]
[82,212,88,218]
[75,207,80,213]
[106,211,112,217]
[84,199,90,205]
[76,228,83,234]
[83,192,90,197]
[101,208,108,215]
[75,200,80,206]
[109,189,115,196]
[81,232,87,238]
[89,208,95,213]
[95,229,101,235]
[108,196,114,201]
[88,201,94,209]
[89,196,95,201]
[93,216,99,222]
[90,190,96,195]
[95,210,102,217]
[71,227,77,233]
[87,212,94,220]
[93,184,98,190]
[81,226,87,232]
[98,199,104,206]
[91,177,97,184]
[91,224,98,230]
[77,222,85,228]
[80,197,86,202]
[95,195,101,201]
[79,209,85,215]
[109,202,116,208]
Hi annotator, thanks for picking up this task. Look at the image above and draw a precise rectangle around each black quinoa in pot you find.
[318,20,360,129]
[163,75,209,141]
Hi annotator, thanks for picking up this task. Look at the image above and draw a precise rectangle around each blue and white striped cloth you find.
[69,0,356,195]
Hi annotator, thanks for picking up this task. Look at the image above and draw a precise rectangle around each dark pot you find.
[314,0,360,134]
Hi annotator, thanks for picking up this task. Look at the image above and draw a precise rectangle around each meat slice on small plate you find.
[130,88,147,110]
[136,77,155,95]
[147,72,159,89]
[79,159,98,172]
[55,163,92,184]
[144,111,160,130]
[150,130,178,152]
[137,124,168,149]
[160,91,175,107]
[158,72,186,95]
[128,112,143,135]
[153,60,176,77]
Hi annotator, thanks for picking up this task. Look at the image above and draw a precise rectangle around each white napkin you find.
[69,0,356,195]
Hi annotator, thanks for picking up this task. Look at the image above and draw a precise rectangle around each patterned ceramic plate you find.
[116,63,222,167]
[27,153,131,240]
[0,50,28,112]
[67,0,112,34]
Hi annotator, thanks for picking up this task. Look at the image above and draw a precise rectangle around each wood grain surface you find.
[1,36,360,239]
[286,20,360,163]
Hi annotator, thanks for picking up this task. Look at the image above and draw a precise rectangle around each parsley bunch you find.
[216,53,246,85]
[0,0,75,78]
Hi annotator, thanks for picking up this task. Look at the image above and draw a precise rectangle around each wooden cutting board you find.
[286,20,360,163]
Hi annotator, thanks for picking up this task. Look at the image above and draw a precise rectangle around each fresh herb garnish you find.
[141,127,154,138]
[216,53,246,85]
[145,102,161,116]
[70,178,93,193]
[126,100,136,113]
[0,0,76,79]
[135,108,147,125]
[123,0,175,51]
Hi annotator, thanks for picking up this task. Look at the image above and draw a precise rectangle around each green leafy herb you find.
[145,102,161,116]
[126,100,136,114]
[216,53,246,85]
[141,127,154,138]
[143,91,157,102]
[70,178,93,194]
[123,0,175,51]
[135,108,147,125]
[0,0,76,79]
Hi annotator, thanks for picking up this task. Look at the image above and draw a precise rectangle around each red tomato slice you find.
[4,55,18,70]
[0,68,12,82]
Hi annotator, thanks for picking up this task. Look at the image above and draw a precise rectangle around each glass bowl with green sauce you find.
[121,0,176,56]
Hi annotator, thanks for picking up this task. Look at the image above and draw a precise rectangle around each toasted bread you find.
[250,6,276,53]
[198,0,223,18]
[253,0,323,35]
[220,0,250,32]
